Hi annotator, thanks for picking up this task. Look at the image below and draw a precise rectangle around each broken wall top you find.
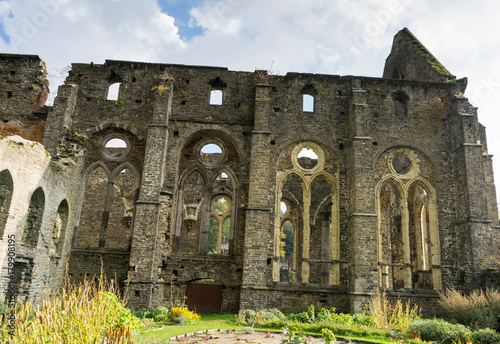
[0,54,49,143]
[383,27,456,83]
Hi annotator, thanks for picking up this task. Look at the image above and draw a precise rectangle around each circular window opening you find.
[392,152,412,174]
[213,196,230,213]
[297,147,318,169]
[104,138,128,159]
[280,201,288,215]
[200,143,223,165]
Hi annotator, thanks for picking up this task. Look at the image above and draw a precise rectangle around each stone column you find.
[401,200,412,288]
[347,78,379,313]
[321,213,331,286]
[126,77,173,309]
[301,187,311,283]
[239,83,272,310]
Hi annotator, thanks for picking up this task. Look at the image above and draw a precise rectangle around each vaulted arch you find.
[22,187,45,248]
[74,165,108,248]
[407,178,441,289]
[51,199,69,256]
[377,178,406,289]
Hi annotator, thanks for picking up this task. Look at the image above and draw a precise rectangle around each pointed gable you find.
[383,27,456,82]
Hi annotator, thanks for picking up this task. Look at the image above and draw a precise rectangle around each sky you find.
[1,0,500,202]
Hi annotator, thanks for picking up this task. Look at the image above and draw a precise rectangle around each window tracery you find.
[376,147,441,290]
[175,136,238,256]
[274,142,339,285]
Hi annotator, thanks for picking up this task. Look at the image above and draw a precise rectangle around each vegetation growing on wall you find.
[406,36,454,80]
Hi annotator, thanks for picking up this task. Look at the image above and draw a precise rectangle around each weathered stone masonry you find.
[0,28,499,314]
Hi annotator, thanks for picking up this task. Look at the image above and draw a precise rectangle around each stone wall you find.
[0,54,49,143]
[0,135,83,303]
[159,254,242,313]
[0,28,498,316]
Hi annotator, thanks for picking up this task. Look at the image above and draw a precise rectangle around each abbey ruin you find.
[0,28,499,314]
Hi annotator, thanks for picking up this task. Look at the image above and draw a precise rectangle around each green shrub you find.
[154,306,169,317]
[316,307,334,322]
[288,311,312,323]
[471,328,500,344]
[321,328,335,344]
[288,305,323,323]
[289,305,314,323]
[439,288,500,331]
[331,312,353,324]
[237,309,256,324]
[153,314,169,323]
[237,308,285,325]
[352,312,376,327]
[136,308,155,319]
[409,318,471,344]
[263,308,285,320]
[99,291,143,332]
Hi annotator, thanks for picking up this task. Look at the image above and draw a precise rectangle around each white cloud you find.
[0,0,185,102]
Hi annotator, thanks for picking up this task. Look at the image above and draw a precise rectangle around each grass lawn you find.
[131,314,411,344]
[132,314,241,343]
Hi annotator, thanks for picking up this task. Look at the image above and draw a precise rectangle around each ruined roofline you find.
[358,74,467,87]
[390,27,456,81]
[284,71,466,87]
[68,58,466,89]
[401,27,454,77]
[0,53,42,61]
[105,59,230,72]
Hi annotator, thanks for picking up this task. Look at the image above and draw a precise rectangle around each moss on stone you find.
[406,37,454,80]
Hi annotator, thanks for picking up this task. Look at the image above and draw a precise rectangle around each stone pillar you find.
[301,188,311,283]
[401,200,412,289]
[42,84,79,155]
[452,97,496,289]
[239,83,272,310]
[126,77,173,309]
[321,213,331,286]
[347,78,379,313]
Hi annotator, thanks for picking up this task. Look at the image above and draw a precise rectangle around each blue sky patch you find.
[0,21,10,44]
[158,0,204,41]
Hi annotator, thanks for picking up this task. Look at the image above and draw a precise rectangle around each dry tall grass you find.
[439,288,500,331]
[366,289,420,333]
[0,273,142,343]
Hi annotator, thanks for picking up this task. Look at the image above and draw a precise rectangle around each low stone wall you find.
[68,249,130,296]
[265,285,350,313]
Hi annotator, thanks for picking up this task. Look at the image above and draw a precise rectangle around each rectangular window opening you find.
[303,94,314,112]
[107,82,121,101]
[210,90,223,105]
